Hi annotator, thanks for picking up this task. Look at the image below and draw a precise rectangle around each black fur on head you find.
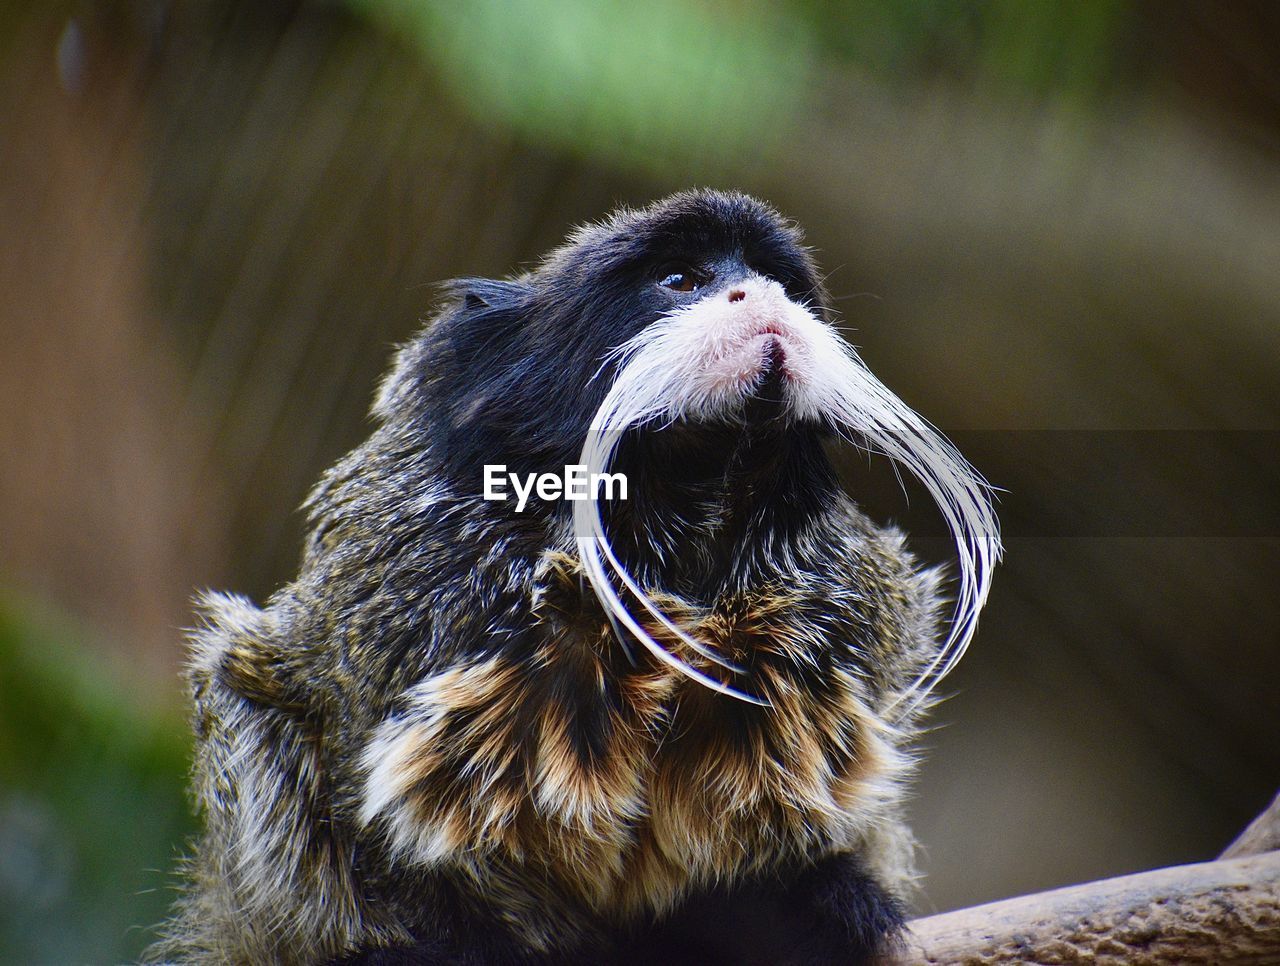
[375,189,829,509]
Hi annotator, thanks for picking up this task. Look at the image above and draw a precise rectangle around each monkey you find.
[151,189,1000,965]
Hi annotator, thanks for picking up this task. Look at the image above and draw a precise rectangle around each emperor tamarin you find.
[153,189,1000,965]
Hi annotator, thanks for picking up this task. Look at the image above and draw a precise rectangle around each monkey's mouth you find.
[748,334,789,403]
[758,332,789,376]
[704,323,803,395]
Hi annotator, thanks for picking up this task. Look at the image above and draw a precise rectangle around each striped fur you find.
[356,535,940,949]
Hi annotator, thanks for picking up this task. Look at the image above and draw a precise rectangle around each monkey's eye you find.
[656,263,705,293]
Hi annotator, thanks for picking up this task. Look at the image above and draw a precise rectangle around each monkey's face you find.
[586,269,856,431]
[538,191,835,433]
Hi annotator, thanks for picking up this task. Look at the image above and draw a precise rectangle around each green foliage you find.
[0,599,193,963]
[346,0,1135,175]
[798,0,1132,103]
[798,0,982,76]
[977,0,1130,105]
[345,0,816,175]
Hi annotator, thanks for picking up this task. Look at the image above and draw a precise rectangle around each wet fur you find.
[153,191,981,964]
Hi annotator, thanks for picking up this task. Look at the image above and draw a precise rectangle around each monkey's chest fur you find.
[359,552,897,925]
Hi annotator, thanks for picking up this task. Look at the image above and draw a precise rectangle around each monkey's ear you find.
[442,278,535,370]
[373,278,535,421]
[372,278,533,420]
[446,277,532,313]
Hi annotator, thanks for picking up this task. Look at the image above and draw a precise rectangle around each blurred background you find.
[2,0,1278,959]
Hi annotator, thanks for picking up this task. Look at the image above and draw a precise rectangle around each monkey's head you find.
[374,189,999,707]
[375,190,829,469]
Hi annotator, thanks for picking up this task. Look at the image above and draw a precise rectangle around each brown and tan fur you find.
[361,547,937,943]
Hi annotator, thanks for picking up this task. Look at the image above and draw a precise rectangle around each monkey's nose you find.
[727,289,746,303]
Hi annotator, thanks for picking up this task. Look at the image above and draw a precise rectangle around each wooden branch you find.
[897,851,1280,964]
[1222,791,1280,860]
[893,787,1280,963]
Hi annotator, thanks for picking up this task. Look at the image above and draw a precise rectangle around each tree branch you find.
[898,790,1280,964]
[1222,791,1280,860]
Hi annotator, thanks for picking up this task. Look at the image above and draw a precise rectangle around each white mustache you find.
[572,277,1001,716]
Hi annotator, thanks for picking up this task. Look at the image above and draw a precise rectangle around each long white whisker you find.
[577,523,768,705]
[593,531,747,675]
[576,410,745,674]
[570,280,1000,718]
[573,328,767,705]
[575,414,765,701]
[806,333,1000,718]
